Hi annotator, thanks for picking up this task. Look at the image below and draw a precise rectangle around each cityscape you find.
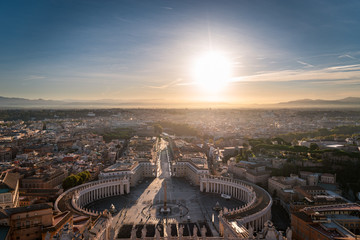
[0,109,359,239]
[1,1,360,240]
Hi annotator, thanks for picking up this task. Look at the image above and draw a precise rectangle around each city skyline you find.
[1,0,360,105]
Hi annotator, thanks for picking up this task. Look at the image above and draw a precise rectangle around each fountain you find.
[213,201,222,211]
[109,204,116,213]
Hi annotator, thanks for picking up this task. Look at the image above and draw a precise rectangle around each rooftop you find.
[300,185,326,191]
[4,203,53,215]
[303,203,360,212]
[0,172,19,190]
[0,189,9,194]
[310,223,345,239]
[103,161,136,172]
[0,226,10,240]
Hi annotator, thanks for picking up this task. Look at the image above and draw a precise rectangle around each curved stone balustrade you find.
[55,177,130,217]
[200,175,272,237]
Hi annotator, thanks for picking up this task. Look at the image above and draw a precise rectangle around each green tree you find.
[153,124,163,136]
[62,171,91,190]
[310,143,320,151]
[62,175,78,190]
[78,172,88,183]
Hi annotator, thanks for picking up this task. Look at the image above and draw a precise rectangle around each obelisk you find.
[164,180,167,211]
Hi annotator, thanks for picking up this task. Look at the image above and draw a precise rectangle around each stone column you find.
[120,184,124,195]
[126,183,130,194]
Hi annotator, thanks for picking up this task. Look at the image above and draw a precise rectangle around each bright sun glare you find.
[193,51,232,92]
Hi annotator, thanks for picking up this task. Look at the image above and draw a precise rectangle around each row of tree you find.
[157,121,200,136]
[277,125,360,143]
[0,109,119,121]
[101,128,134,142]
[62,171,91,190]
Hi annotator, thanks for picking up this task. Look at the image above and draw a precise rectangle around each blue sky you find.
[1,0,360,104]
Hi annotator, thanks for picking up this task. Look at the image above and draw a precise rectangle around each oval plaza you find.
[55,136,284,240]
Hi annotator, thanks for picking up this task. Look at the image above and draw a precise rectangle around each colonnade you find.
[200,175,254,203]
[201,181,253,203]
[75,179,130,207]
[55,177,130,216]
[237,207,272,231]
[200,175,273,235]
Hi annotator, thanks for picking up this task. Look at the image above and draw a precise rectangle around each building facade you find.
[292,203,360,240]
[21,169,66,189]
[0,172,19,209]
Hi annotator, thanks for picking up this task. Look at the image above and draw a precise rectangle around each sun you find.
[193,51,232,92]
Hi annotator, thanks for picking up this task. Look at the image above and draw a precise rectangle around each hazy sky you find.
[1,0,360,104]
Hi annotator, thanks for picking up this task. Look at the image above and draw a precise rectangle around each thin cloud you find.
[327,64,360,71]
[146,79,182,89]
[114,16,132,23]
[161,7,173,10]
[177,81,196,86]
[297,60,314,68]
[229,63,360,84]
[338,54,356,60]
[23,75,46,81]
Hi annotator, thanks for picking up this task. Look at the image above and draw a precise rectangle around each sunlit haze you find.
[193,51,232,93]
[1,0,360,106]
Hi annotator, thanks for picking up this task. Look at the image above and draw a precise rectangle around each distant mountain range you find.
[0,96,159,109]
[0,96,360,109]
[277,97,360,107]
[0,96,64,106]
